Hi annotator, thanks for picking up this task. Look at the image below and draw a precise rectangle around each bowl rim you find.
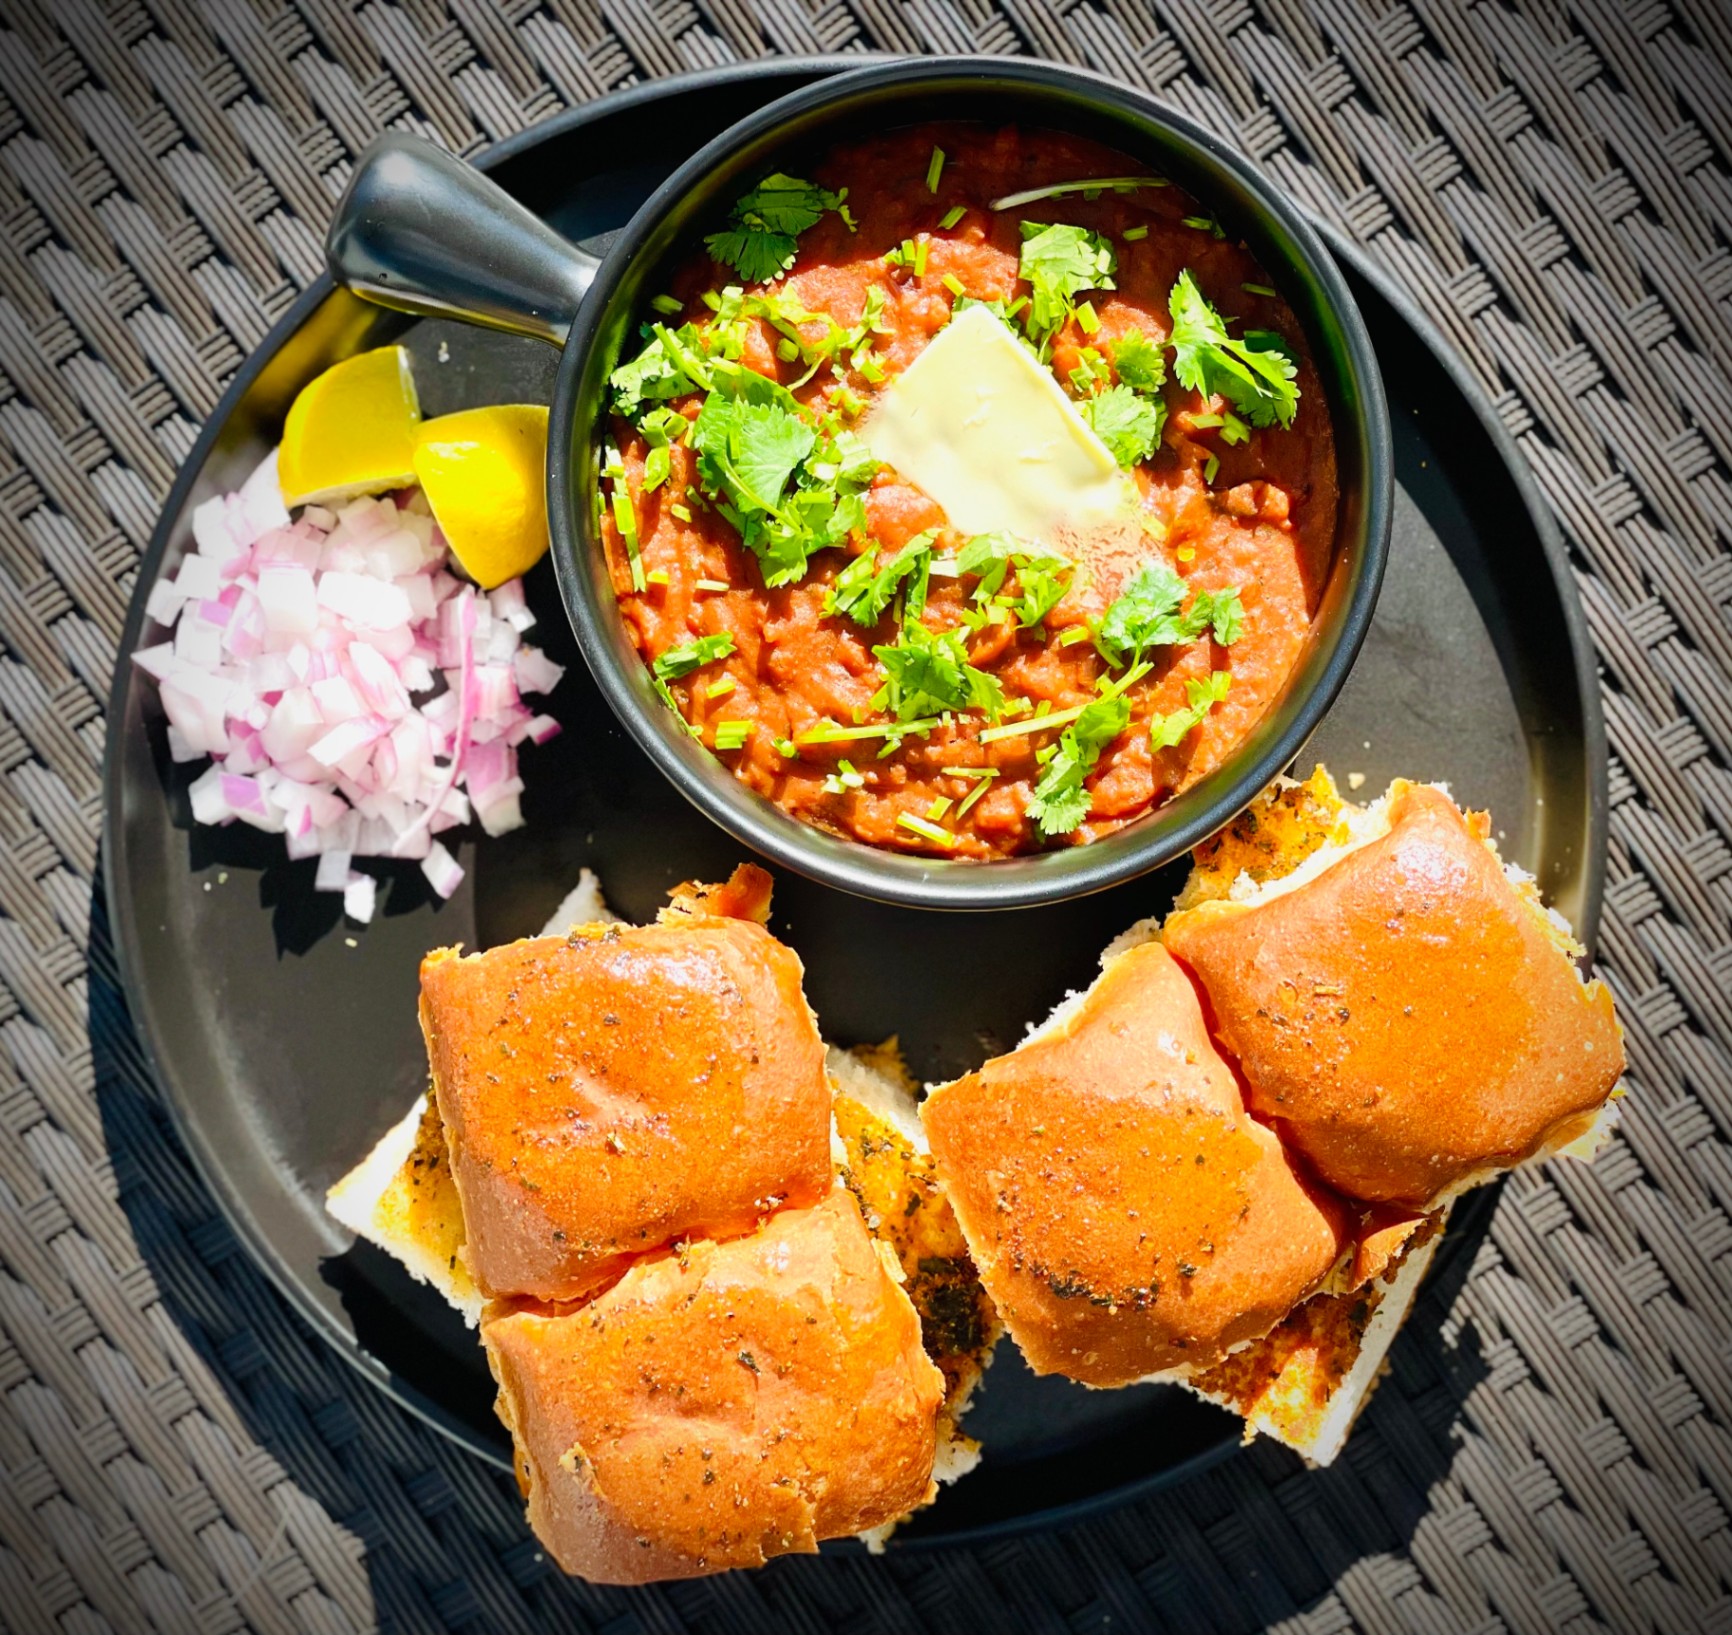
[548,55,1393,910]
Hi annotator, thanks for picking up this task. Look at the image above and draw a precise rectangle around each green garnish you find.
[687,366,877,586]
[650,293,683,315]
[989,176,1167,211]
[1094,561,1244,663]
[706,675,736,698]
[1110,330,1165,393]
[955,534,1073,632]
[797,717,940,748]
[897,812,956,847]
[1074,300,1100,335]
[822,758,865,794]
[927,147,946,193]
[1167,270,1300,429]
[941,272,967,298]
[705,174,852,284]
[1122,225,1149,242]
[1024,669,1147,838]
[825,532,935,628]
[953,767,1000,819]
[1182,215,1225,239]
[1018,222,1116,345]
[1068,347,1110,397]
[926,795,952,820]
[713,720,753,751]
[1149,671,1233,750]
[940,204,967,230]
[653,632,736,682]
[1242,282,1277,297]
[1083,384,1164,468]
[602,443,645,592]
[873,620,1004,723]
[1203,452,1220,484]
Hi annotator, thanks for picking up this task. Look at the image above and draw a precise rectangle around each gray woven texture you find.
[0,0,1728,1631]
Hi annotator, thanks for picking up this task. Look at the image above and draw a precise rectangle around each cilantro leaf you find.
[610,323,710,419]
[955,532,1022,601]
[1018,223,1116,342]
[955,534,1073,631]
[1094,560,1188,661]
[872,620,1004,722]
[1008,557,1072,633]
[1111,329,1165,393]
[653,632,737,682]
[1083,383,1165,468]
[692,390,814,512]
[825,532,935,628]
[1025,689,1132,838]
[1189,586,1244,646]
[1094,562,1246,662]
[1167,270,1299,429]
[1149,670,1232,751]
[705,174,849,284]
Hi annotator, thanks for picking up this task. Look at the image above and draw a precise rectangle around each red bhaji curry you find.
[600,125,1337,859]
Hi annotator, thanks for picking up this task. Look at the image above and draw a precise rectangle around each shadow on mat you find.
[90,861,1497,1635]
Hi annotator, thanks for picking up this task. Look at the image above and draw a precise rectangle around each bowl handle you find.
[326,133,598,347]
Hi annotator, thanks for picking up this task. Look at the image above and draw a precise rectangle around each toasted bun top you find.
[482,1188,943,1583]
[1163,782,1625,1208]
[921,941,1348,1387]
[421,916,830,1302]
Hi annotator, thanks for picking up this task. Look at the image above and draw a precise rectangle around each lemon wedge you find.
[278,346,422,508]
[413,405,550,589]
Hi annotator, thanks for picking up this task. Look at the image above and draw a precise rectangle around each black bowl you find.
[329,56,1393,910]
[548,58,1391,908]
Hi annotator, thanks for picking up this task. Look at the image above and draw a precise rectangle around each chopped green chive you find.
[1203,452,1220,483]
[775,337,800,363]
[977,701,1092,743]
[1122,225,1149,242]
[796,718,940,746]
[926,795,953,821]
[1058,625,1091,646]
[926,147,945,194]
[713,720,752,751]
[955,769,1000,818]
[695,578,730,593]
[1183,215,1225,238]
[941,765,996,778]
[670,503,692,522]
[942,272,967,298]
[706,675,736,699]
[822,758,866,794]
[646,568,670,587]
[914,238,928,277]
[940,204,967,230]
[1074,300,1100,335]
[773,735,798,758]
[1242,281,1277,296]
[989,176,1167,211]
[897,812,956,847]
[1190,411,1225,429]
[650,293,683,315]
[653,631,736,682]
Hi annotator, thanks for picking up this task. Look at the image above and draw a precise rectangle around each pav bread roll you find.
[482,1187,944,1582]
[420,900,831,1302]
[921,939,1350,1387]
[1162,780,1625,1209]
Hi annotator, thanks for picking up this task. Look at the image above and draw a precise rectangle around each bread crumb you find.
[1348,772,1366,791]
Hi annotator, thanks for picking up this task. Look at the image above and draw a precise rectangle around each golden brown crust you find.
[832,1091,998,1411]
[481,1189,943,1583]
[660,861,774,926]
[1163,782,1626,1209]
[420,916,831,1302]
[921,942,1349,1387]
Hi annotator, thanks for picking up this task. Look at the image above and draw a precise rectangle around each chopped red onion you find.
[134,449,566,917]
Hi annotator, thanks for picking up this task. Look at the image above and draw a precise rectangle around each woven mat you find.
[1,2,1729,1631]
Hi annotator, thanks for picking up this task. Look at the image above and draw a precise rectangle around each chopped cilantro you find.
[1018,223,1116,344]
[1094,561,1244,663]
[1110,329,1165,393]
[705,174,851,284]
[1149,670,1232,750]
[954,534,1073,632]
[1068,347,1110,397]
[1025,678,1137,837]
[825,532,935,628]
[1084,384,1164,468]
[873,620,1004,723]
[653,632,736,682]
[1167,270,1299,429]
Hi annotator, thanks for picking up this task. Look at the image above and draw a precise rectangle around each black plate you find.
[105,60,1606,1546]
